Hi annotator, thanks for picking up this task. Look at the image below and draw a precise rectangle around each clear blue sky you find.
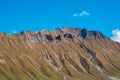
[0,0,120,37]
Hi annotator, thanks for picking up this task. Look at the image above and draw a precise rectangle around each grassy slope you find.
[0,34,120,80]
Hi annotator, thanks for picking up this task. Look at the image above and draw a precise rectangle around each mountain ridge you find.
[0,27,108,42]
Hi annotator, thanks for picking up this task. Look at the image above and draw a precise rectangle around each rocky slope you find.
[0,27,120,80]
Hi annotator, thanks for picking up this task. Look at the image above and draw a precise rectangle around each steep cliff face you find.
[0,27,120,80]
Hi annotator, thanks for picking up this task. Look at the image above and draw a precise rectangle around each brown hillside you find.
[0,27,120,80]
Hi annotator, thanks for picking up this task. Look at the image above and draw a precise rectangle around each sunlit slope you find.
[0,27,120,80]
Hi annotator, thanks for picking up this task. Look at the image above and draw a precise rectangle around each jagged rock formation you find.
[0,27,120,80]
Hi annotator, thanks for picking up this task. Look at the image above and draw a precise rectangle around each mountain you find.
[0,27,120,80]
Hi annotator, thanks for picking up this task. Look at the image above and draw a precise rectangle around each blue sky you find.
[0,0,120,39]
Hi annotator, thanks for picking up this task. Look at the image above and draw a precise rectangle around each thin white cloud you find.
[73,13,78,17]
[111,29,120,42]
[13,30,17,34]
[80,10,90,16]
[73,10,91,17]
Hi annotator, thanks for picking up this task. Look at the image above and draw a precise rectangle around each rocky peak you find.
[78,29,105,39]
[55,27,63,34]
[61,27,105,40]
[89,31,105,39]
[20,31,32,35]
[62,27,79,33]
[62,27,81,37]
[19,31,38,44]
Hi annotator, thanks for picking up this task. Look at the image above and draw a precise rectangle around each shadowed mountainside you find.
[0,27,120,80]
